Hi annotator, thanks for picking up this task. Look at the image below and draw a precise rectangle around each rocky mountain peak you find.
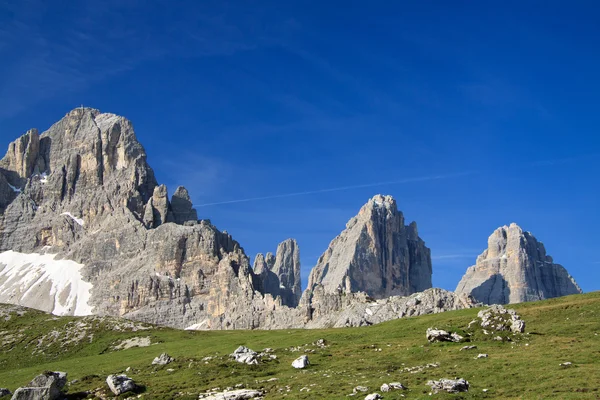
[456,223,582,304]
[306,194,432,299]
[253,239,302,307]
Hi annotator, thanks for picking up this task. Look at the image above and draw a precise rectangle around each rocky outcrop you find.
[307,195,432,299]
[455,223,582,304]
[253,239,301,307]
[170,186,198,225]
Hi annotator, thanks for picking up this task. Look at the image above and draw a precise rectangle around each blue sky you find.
[1,1,599,292]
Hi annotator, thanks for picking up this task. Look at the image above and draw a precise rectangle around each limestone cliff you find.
[306,195,432,299]
[455,223,582,304]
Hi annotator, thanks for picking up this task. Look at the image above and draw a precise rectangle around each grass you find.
[1,292,599,399]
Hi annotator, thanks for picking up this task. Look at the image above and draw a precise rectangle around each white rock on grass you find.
[152,352,174,365]
[292,355,309,369]
[364,394,382,400]
[426,328,464,343]
[200,389,264,399]
[106,374,137,395]
[230,346,259,365]
[426,378,469,393]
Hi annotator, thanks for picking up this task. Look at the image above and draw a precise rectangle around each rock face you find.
[0,108,473,331]
[253,239,301,307]
[456,223,582,304]
[307,195,432,299]
[11,371,67,400]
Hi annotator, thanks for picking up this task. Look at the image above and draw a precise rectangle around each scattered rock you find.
[380,384,390,392]
[476,353,488,359]
[231,346,259,365]
[106,374,137,395]
[388,382,406,390]
[364,394,382,400]
[426,378,469,394]
[426,328,463,343]
[152,352,174,365]
[460,345,477,351]
[112,336,152,350]
[292,355,309,369]
[199,389,264,399]
[353,386,369,393]
[0,388,10,397]
[559,362,572,367]
[477,305,525,334]
[11,371,67,400]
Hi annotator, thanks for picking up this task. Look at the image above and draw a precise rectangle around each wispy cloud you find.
[195,171,475,207]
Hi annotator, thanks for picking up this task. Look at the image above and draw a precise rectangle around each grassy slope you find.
[0,292,599,399]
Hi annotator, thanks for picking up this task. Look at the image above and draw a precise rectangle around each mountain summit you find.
[307,194,432,298]
[455,223,582,304]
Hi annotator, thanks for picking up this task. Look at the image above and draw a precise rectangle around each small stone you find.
[292,355,309,369]
[380,384,390,392]
[476,353,488,359]
[460,345,477,351]
[426,378,469,394]
[559,362,572,367]
[365,394,382,400]
[152,352,174,365]
[353,386,369,393]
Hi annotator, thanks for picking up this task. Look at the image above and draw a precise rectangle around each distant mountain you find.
[455,223,582,304]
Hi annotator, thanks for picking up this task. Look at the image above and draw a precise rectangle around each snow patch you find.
[185,320,209,330]
[61,212,84,227]
[0,251,93,316]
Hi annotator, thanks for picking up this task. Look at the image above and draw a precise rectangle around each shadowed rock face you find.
[455,223,582,304]
[307,195,432,299]
[253,239,301,307]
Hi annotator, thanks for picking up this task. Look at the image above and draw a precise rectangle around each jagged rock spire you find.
[253,239,302,307]
[455,223,582,304]
[306,194,432,299]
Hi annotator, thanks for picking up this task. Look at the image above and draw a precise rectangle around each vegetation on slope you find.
[1,292,599,399]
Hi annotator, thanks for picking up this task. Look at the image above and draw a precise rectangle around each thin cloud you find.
[194,171,475,207]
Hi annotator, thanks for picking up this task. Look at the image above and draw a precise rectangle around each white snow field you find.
[0,251,93,316]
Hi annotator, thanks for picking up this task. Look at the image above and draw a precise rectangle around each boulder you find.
[11,371,66,400]
[106,374,137,395]
[231,346,258,365]
[426,378,469,393]
[426,328,463,343]
[200,389,264,399]
[152,352,174,365]
[0,389,10,397]
[291,355,309,369]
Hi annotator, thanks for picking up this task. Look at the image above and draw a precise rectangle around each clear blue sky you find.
[1,1,599,292]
